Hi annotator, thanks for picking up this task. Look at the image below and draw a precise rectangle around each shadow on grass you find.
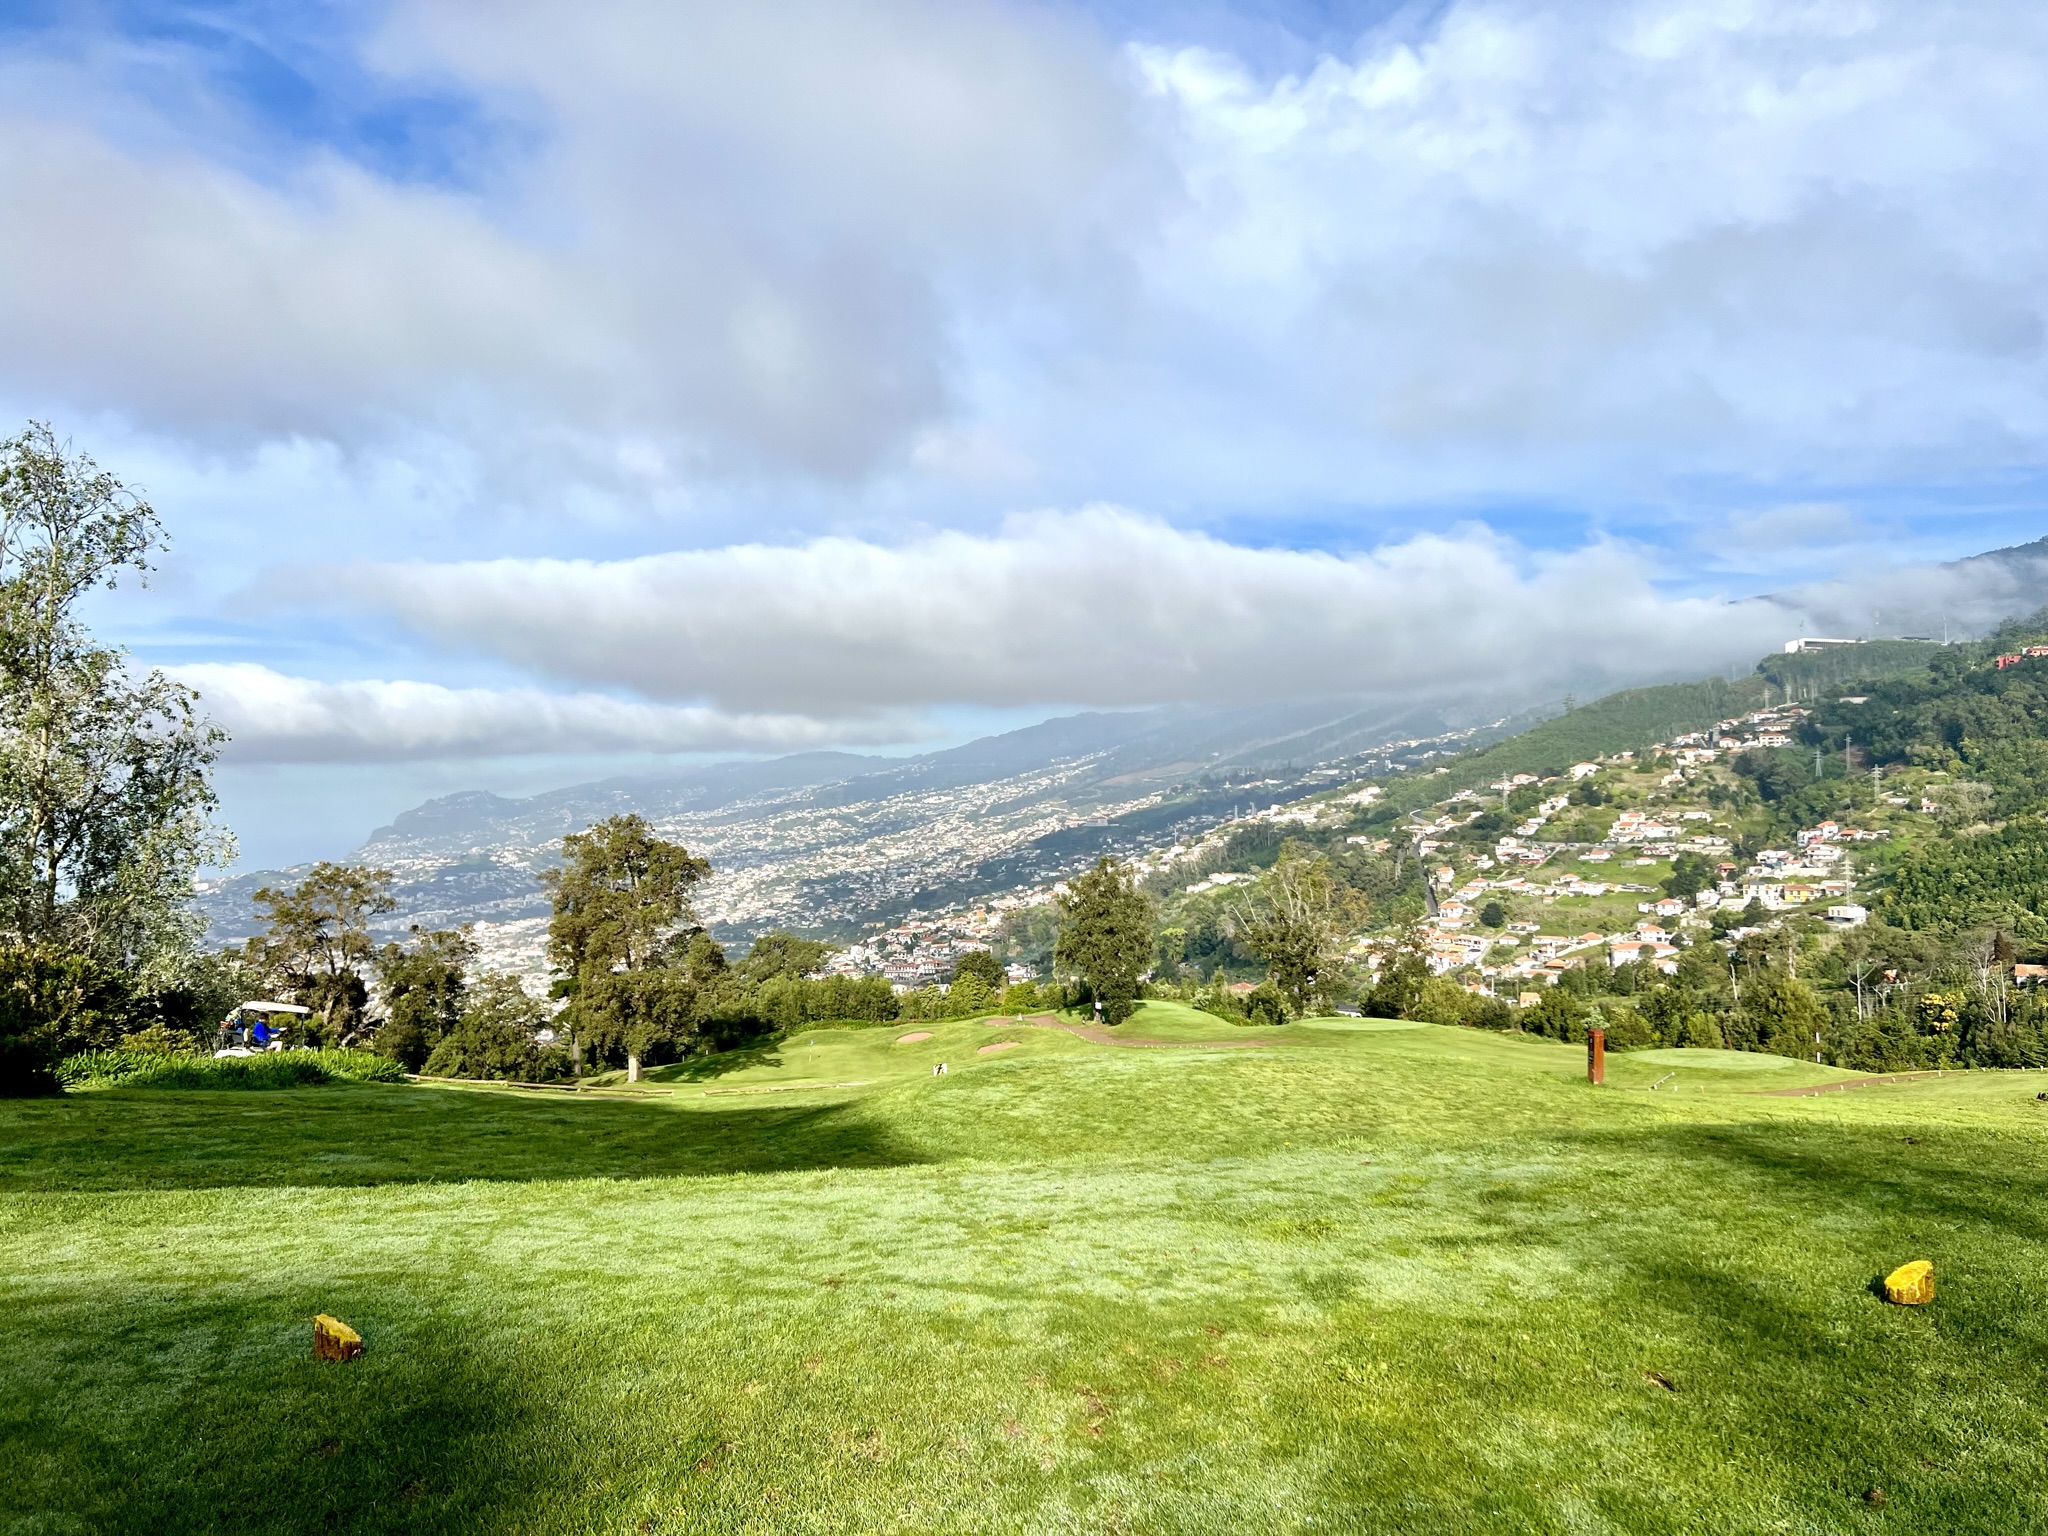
[0,1081,930,1193]
[3,1288,570,1535]
[1610,1120,2048,1246]
[646,1040,786,1083]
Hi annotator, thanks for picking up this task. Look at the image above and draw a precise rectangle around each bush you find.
[422,976,571,1083]
[1409,977,1474,1025]
[1245,983,1289,1028]
[55,1048,405,1091]
[1523,989,1588,1044]
[0,946,135,1095]
[1600,1005,1657,1049]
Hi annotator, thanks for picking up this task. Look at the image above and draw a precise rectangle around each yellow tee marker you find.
[313,1314,365,1361]
[1882,1260,1934,1306]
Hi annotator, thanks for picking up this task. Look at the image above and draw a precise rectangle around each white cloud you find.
[324,508,1808,713]
[5,0,2048,512]
[175,663,924,763]
[0,0,1149,480]
[1129,0,2048,481]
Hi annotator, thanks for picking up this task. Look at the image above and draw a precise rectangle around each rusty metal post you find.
[1587,1027,1606,1085]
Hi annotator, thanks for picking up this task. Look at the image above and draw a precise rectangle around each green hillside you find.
[1757,638,1944,699]
[1371,639,1954,819]
[8,1010,2048,1532]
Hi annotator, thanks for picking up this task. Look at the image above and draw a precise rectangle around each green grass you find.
[8,1003,2048,1532]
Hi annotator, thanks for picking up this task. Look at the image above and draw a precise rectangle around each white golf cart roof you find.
[236,1000,312,1015]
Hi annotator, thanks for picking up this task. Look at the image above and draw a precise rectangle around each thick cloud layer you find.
[0,0,1147,480]
[3,0,2046,501]
[323,511,1799,714]
[176,663,918,763]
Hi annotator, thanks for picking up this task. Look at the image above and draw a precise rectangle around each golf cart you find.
[213,1000,313,1056]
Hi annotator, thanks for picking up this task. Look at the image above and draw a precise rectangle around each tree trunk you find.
[627,1053,641,1083]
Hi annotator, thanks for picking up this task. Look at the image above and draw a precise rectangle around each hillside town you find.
[825,699,1926,1002]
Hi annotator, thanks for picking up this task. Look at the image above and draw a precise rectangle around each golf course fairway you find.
[5,1003,2047,1533]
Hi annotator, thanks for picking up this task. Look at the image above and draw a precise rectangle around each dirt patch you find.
[895,1031,934,1044]
[977,1041,1020,1054]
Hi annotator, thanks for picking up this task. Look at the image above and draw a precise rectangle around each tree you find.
[544,814,712,1078]
[952,950,1004,990]
[544,815,710,977]
[1226,846,1365,1017]
[1053,856,1155,1025]
[1664,852,1713,901]
[734,930,831,986]
[1363,933,1430,1019]
[1479,900,1507,929]
[374,926,475,1070]
[249,863,395,1044]
[1744,973,1830,1060]
[0,425,231,974]
[422,973,566,1082]
[574,966,702,1070]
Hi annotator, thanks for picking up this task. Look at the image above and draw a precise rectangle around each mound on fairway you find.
[6,1011,2047,1533]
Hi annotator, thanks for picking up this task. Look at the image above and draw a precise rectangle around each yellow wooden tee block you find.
[1883,1260,1934,1306]
[314,1314,365,1361]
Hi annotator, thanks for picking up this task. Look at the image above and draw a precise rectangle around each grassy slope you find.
[8,1005,2048,1533]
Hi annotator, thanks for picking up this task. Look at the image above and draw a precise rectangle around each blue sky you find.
[3,0,2046,867]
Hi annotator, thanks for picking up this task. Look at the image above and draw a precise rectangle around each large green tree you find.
[373,925,476,1070]
[0,424,230,971]
[0,426,231,1092]
[249,863,395,1044]
[1227,845,1365,1018]
[544,814,712,1078]
[1053,856,1155,1025]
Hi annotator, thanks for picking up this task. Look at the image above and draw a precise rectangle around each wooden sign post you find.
[1587,1027,1606,1086]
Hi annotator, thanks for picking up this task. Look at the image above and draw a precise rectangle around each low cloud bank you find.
[222,515,2048,763]
[174,664,921,763]
[330,510,1814,714]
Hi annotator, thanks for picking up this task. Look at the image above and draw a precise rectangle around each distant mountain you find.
[196,528,2048,966]
[194,692,1532,958]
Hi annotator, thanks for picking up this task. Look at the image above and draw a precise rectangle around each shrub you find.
[1410,977,1474,1026]
[421,975,570,1083]
[0,946,135,1095]
[1600,1005,1657,1049]
[55,1048,405,1091]
[1466,996,1515,1031]
[1524,989,1588,1044]
[1677,1011,1724,1049]
[1245,983,1289,1028]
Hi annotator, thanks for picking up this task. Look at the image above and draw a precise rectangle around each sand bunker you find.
[977,1041,1019,1054]
[895,1031,934,1044]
